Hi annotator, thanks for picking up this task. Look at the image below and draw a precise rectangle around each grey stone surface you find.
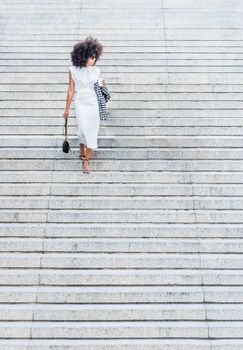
[1,0,243,347]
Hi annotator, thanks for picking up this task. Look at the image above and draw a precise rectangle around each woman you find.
[63,36,105,174]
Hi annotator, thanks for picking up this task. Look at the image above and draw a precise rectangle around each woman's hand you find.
[98,78,105,87]
[63,109,69,119]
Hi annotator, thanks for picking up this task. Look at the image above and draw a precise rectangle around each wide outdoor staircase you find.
[0,0,243,349]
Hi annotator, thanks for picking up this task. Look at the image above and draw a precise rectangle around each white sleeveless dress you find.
[69,65,100,149]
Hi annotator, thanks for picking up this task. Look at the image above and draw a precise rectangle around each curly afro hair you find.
[70,36,103,68]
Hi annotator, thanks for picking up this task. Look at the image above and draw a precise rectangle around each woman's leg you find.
[82,147,93,173]
[86,147,93,160]
[79,143,86,158]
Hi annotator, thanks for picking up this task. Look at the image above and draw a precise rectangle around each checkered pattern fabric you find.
[94,81,111,120]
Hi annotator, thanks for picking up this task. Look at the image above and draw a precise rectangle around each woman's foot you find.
[82,158,90,174]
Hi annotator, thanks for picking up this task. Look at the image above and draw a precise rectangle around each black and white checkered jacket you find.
[94,81,111,120]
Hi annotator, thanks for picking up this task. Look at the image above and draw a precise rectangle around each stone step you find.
[0,28,163,34]
[1,0,160,4]
[0,320,241,339]
[0,35,167,41]
[3,148,243,160]
[1,34,242,44]
[0,340,243,350]
[2,209,243,224]
[1,303,242,321]
[0,10,240,26]
[0,223,241,238]
[6,74,243,85]
[3,100,243,109]
[3,66,243,74]
[0,25,241,32]
[2,47,243,54]
[1,72,175,84]
[2,183,243,196]
[1,171,243,184]
[2,159,243,171]
[2,44,243,55]
[2,136,243,148]
[163,0,243,10]
[0,9,163,17]
[2,51,243,59]
[3,84,243,94]
[0,252,242,268]
[1,28,242,40]
[1,9,162,15]
[4,117,243,127]
[4,92,243,102]
[0,269,242,286]
[3,39,242,47]
[2,196,243,211]
[0,38,243,46]
[4,109,243,117]
[0,339,242,350]
[0,238,242,253]
[0,320,242,339]
[0,0,238,10]
[0,13,163,21]
[2,4,162,10]
[2,126,243,136]
[0,172,190,184]
[1,23,165,28]
[0,286,242,303]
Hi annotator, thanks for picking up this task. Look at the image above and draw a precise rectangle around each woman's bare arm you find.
[63,72,75,119]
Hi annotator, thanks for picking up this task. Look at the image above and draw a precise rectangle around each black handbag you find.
[62,118,70,153]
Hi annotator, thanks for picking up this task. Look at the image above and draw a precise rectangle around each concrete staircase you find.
[0,0,243,348]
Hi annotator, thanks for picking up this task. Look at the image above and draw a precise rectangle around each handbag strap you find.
[64,118,68,140]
